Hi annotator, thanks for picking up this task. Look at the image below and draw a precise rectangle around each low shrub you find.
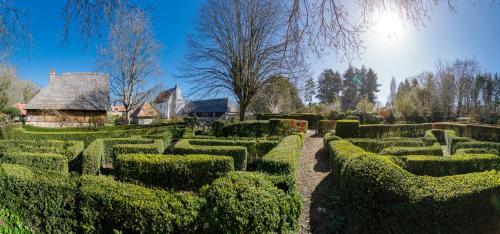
[328,139,500,233]
[317,120,336,135]
[269,119,308,136]
[453,141,500,154]
[259,135,303,176]
[115,154,234,190]
[113,139,165,157]
[220,121,269,137]
[0,208,32,233]
[202,171,301,233]
[80,175,204,233]
[0,152,68,173]
[174,140,247,170]
[186,139,278,165]
[256,113,322,129]
[347,138,425,153]
[455,148,498,155]
[335,120,359,138]
[0,164,78,233]
[358,123,432,138]
[323,133,341,147]
[81,139,104,175]
[379,143,443,156]
[394,154,500,176]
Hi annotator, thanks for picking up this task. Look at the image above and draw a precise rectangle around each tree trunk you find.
[239,106,246,121]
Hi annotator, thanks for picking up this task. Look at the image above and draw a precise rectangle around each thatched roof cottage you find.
[25,69,110,127]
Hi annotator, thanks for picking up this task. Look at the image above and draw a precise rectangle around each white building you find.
[153,85,185,119]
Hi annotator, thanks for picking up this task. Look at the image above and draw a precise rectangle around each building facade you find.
[153,85,185,119]
[25,69,110,127]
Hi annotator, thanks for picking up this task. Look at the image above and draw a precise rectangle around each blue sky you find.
[9,1,500,104]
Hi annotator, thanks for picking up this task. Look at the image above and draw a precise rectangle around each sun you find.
[374,11,403,41]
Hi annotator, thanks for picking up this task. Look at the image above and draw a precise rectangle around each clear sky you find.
[8,1,500,104]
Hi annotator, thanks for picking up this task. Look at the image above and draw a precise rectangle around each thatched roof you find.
[187,98,229,113]
[26,72,110,111]
[131,103,158,118]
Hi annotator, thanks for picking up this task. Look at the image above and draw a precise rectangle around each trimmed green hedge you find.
[174,139,247,170]
[347,138,425,153]
[115,154,234,190]
[455,148,498,155]
[82,139,104,175]
[335,120,359,138]
[269,119,308,136]
[259,135,303,176]
[379,143,443,156]
[359,123,433,138]
[453,141,500,154]
[0,164,78,233]
[328,139,500,233]
[256,113,322,129]
[393,154,500,176]
[186,139,279,165]
[0,152,69,173]
[220,121,269,137]
[80,175,204,233]
[202,171,301,233]
[317,120,336,135]
[113,139,165,156]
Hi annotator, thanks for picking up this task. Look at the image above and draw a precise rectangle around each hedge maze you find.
[0,119,306,233]
[327,121,500,233]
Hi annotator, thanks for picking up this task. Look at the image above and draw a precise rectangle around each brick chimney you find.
[49,68,55,81]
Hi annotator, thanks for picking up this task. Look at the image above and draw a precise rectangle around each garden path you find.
[297,130,336,234]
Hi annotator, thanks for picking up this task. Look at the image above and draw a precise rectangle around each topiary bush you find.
[174,139,247,170]
[0,152,69,173]
[202,172,301,233]
[0,164,78,233]
[115,154,234,190]
[335,120,359,138]
[317,120,336,135]
[259,135,303,176]
[80,175,204,233]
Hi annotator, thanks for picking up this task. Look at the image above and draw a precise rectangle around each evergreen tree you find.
[388,77,397,107]
[359,68,380,103]
[303,77,316,106]
[316,69,342,104]
[341,66,358,111]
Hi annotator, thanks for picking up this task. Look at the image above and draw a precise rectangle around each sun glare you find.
[374,12,403,41]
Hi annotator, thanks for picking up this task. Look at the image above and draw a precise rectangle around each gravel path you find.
[297,131,334,233]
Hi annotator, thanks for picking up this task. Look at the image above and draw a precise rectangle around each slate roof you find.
[26,72,110,111]
[187,98,229,113]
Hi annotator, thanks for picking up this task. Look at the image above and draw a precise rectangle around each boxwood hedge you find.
[258,135,303,176]
[379,143,443,156]
[328,139,500,233]
[174,139,247,170]
[80,175,204,233]
[0,152,69,173]
[0,163,78,233]
[115,154,234,190]
[393,154,500,176]
[453,141,500,154]
[202,171,301,233]
[455,148,498,155]
[347,138,425,153]
[317,120,336,135]
[335,120,360,138]
[358,123,432,138]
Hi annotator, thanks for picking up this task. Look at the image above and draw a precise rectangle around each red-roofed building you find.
[14,103,27,116]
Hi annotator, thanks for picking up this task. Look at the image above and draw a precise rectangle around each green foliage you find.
[202,172,301,233]
[379,143,443,156]
[268,119,308,136]
[394,154,500,176]
[0,152,68,173]
[2,107,20,118]
[453,141,500,154]
[174,139,247,170]
[210,121,225,136]
[259,135,303,176]
[347,138,425,153]
[317,120,336,135]
[113,139,165,157]
[116,154,234,190]
[359,123,432,138]
[328,139,500,233]
[256,113,322,129]
[220,121,269,137]
[335,120,359,138]
[455,148,498,155]
[0,164,78,233]
[82,139,104,175]
[0,208,31,234]
[80,175,204,233]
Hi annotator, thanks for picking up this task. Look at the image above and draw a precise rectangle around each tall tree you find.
[359,68,380,103]
[98,7,160,123]
[316,69,342,104]
[0,0,31,61]
[303,77,316,106]
[341,66,358,111]
[387,77,397,107]
[183,0,302,121]
[250,76,303,113]
[0,64,13,110]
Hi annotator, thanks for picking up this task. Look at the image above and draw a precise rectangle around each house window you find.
[215,112,225,117]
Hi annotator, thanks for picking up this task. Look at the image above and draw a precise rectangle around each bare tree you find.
[98,7,160,124]
[0,0,31,60]
[183,0,307,121]
[0,64,13,109]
